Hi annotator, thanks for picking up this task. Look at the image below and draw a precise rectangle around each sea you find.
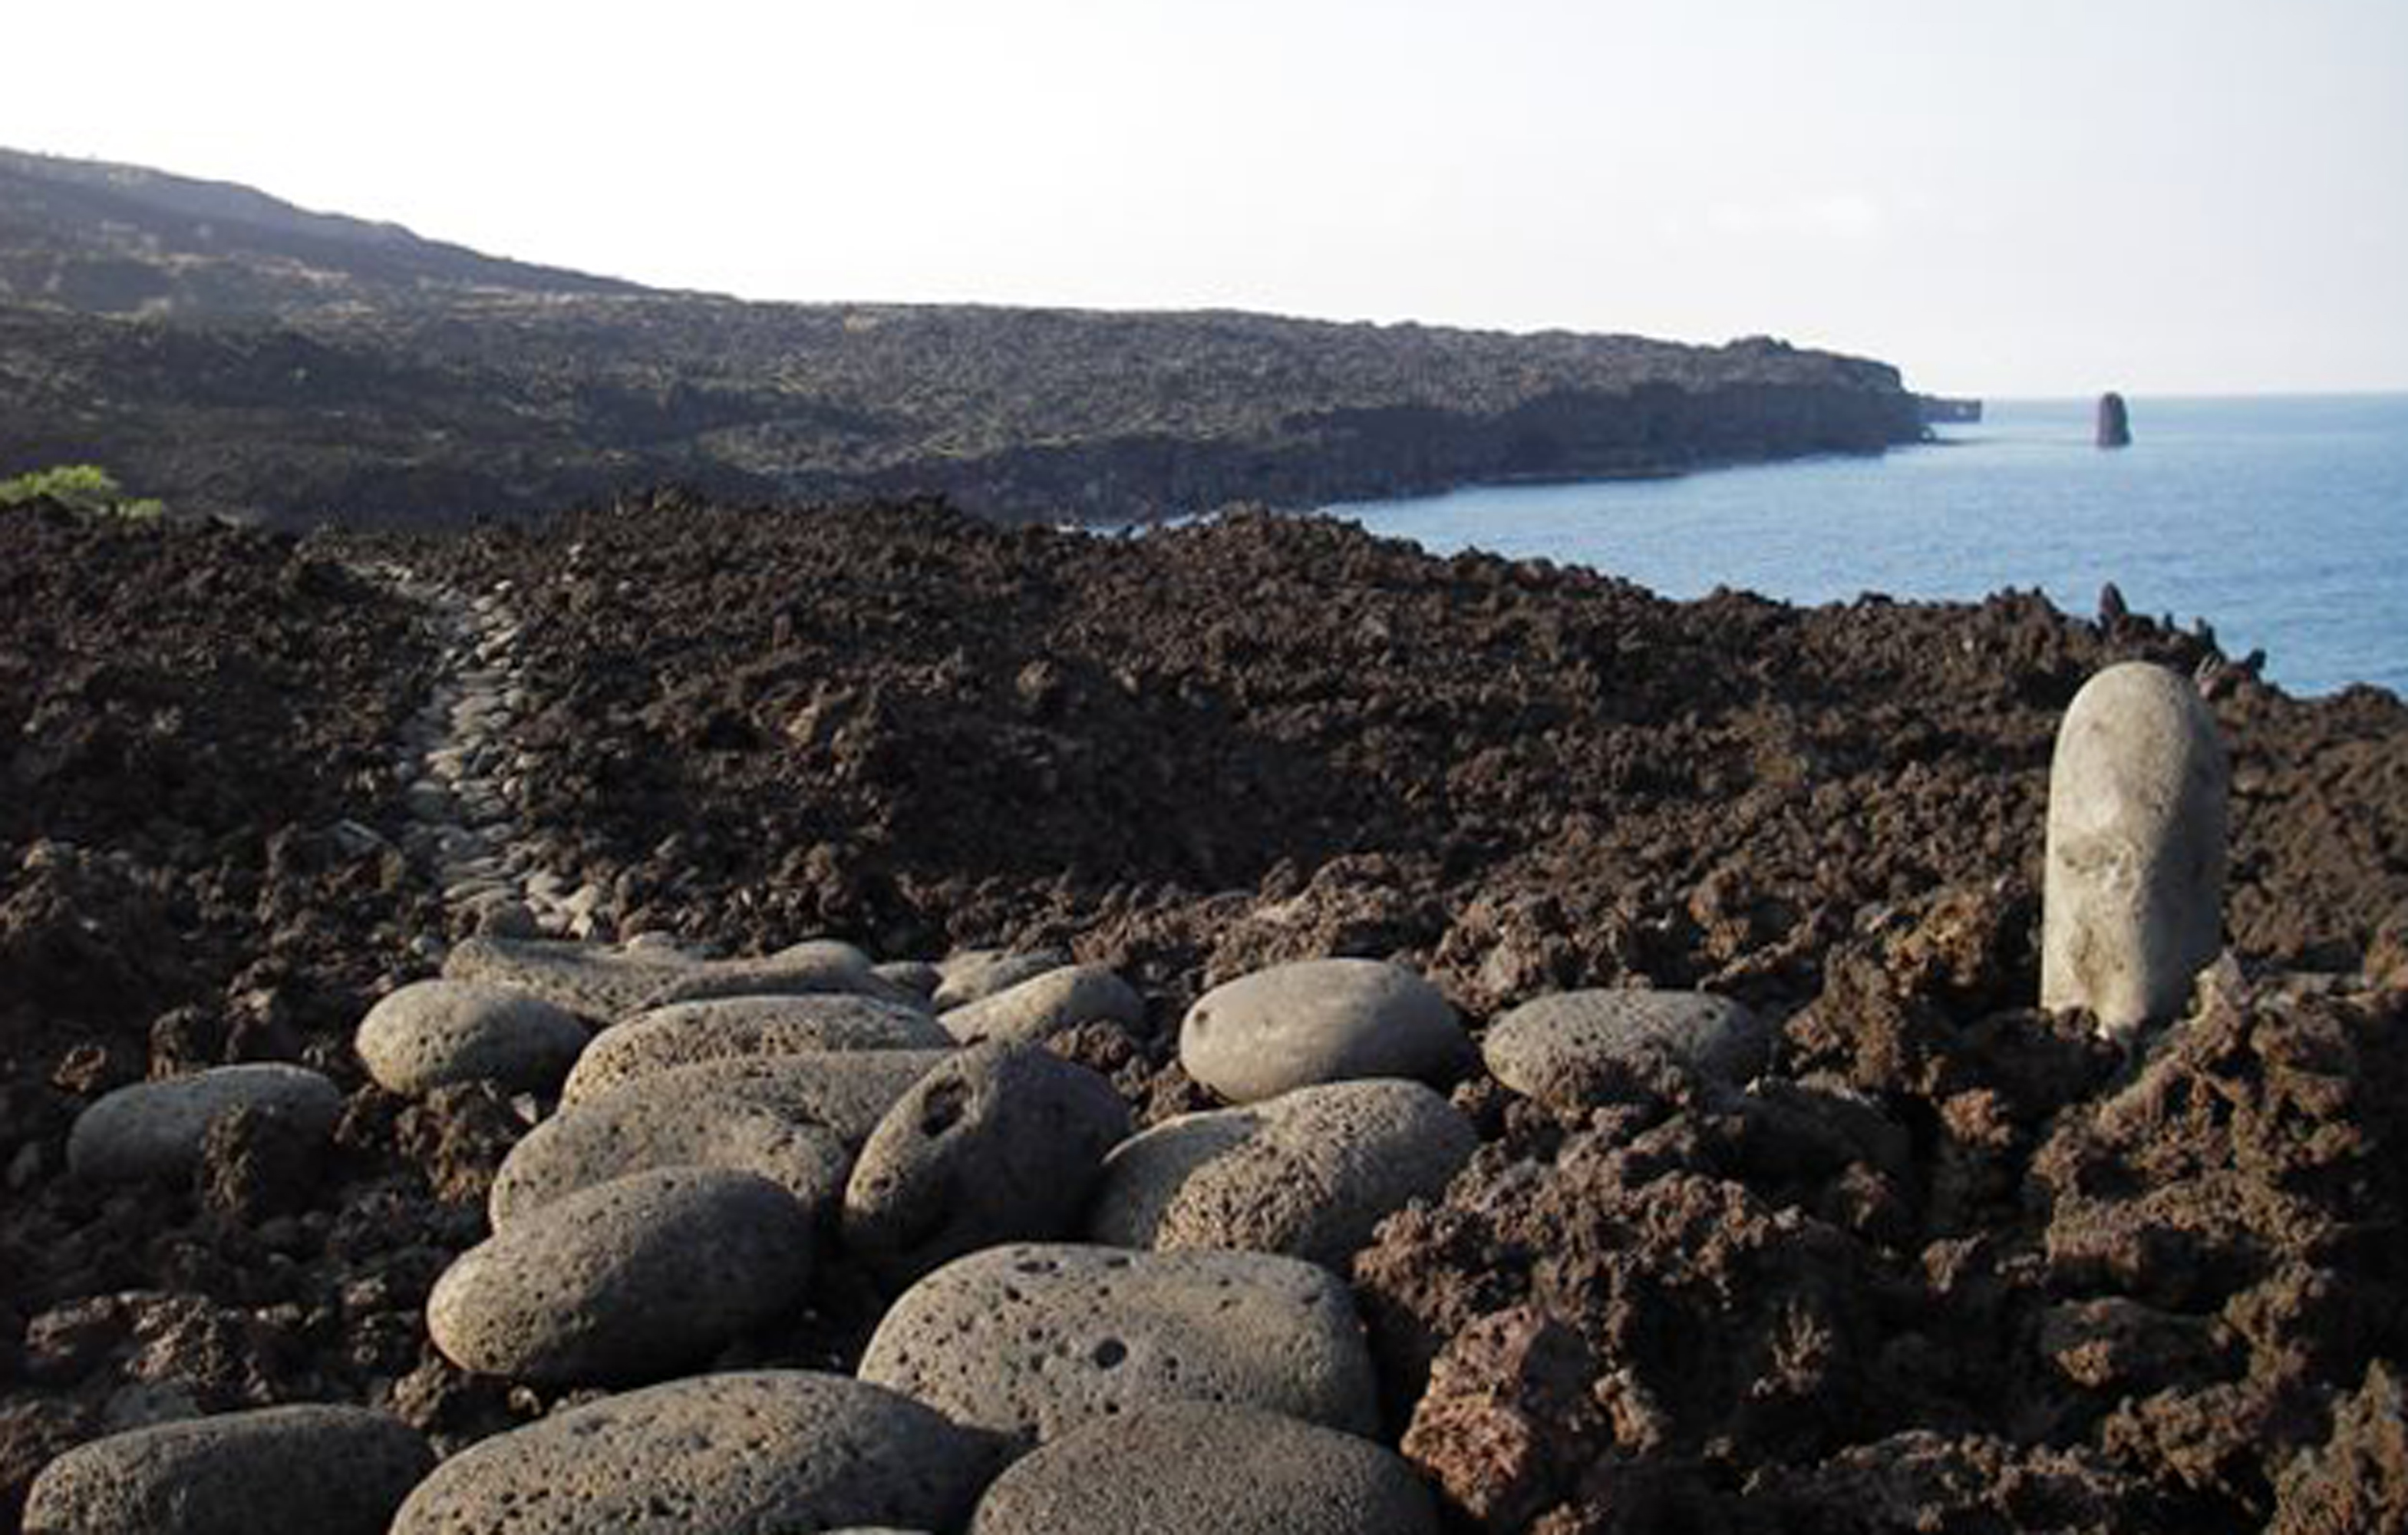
[1326,394,2408,698]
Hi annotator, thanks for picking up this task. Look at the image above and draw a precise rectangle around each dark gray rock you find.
[67,1065,344,1184]
[843,1041,1131,1284]
[932,947,1071,1011]
[560,995,952,1104]
[1179,959,1466,1102]
[1087,1078,1476,1269]
[939,963,1144,1046]
[23,1404,433,1535]
[390,1371,989,1534]
[427,1167,813,1384]
[1481,988,1770,1108]
[490,1072,853,1228]
[355,979,588,1097]
[969,1401,1439,1534]
[857,1243,1380,1457]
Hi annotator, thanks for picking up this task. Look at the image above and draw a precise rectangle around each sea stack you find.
[2040,662,2228,1034]
[2096,391,2132,448]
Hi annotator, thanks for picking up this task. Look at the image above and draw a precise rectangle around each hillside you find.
[0,148,1930,527]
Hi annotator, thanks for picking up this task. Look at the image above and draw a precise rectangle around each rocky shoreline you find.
[4,494,2406,1530]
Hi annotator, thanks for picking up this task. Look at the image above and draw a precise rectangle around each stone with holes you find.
[968,1401,1440,1534]
[857,1243,1379,1459]
[1481,988,1770,1109]
[389,1371,989,1534]
[428,1166,813,1385]
[1087,1078,1475,1269]
[560,995,951,1104]
[1179,959,1466,1103]
[355,979,589,1097]
[843,1041,1130,1285]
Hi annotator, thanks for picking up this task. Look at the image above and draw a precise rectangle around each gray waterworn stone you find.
[1180,958,1466,1102]
[939,963,1145,1045]
[490,1071,854,1228]
[857,1243,1380,1456]
[428,1167,813,1384]
[634,944,920,1011]
[67,1065,344,1184]
[444,935,692,1018]
[355,978,589,1096]
[843,1041,1131,1284]
[1087,1078,1475,1269]
[561,995,952,1104]
[2041,661,2228,1034]
[968,1401,1440,1535]
[23,1404,433,1535]
[390,1371,989,1535]
[873,959,945,999]
[1480,988,1770,1108]
[933,947,1071,1011]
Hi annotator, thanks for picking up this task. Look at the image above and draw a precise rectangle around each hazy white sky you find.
[5,0,2403,396]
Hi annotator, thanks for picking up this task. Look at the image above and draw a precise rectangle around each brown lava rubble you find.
[6,490,2408,1531]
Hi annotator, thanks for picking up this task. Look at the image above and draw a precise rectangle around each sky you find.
[3,0,2403,398]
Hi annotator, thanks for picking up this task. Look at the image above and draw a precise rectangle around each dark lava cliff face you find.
[4,494,2405,1532]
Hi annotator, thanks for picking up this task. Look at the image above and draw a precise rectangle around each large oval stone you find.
[1087,1078,1475,1269]
[443,935,693,1019]
[632,942,921,1011]
[24,1405,432,1535]
[560,994,951,1104]
[390,1371,989,1534]
[67,1065,344,1184]
[2042,661,2229,1034]
[968,1401,1439,1534]
[933,947,1070,1011]
[938,963,1144,1046]
[843,1041,1131,1284]
[428,1166,813,1384]
[489,1069,855,1229]
[1481,988,1770,1108]
[859,1243,1378,1457]
[1180,959,1466,1102]
[355,979,589,1096]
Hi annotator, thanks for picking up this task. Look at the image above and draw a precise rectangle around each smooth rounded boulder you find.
[632,942,919,1011]
[355,978,589,1096]
[24,1404,433,1535]
[1481,988,1770,1108]
[391,1371,989,1535]
[1087,1078,1476,1269]
[2041,661,2229,1034]
[444,934,694,1019]
[858,1243,1380,1457]
[560,994,952,1104]
[939,963,1144,1045]
[933,947,1070,1011]
[1180,958,1466,1102]
[67,1065,344,1183]
[968,1401,1440,1535]
[843,1041,1131,1284]
[429,1166,813,1384]
[489,1068,855,1228]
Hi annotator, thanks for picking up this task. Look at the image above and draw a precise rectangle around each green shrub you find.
[0,464,165,519]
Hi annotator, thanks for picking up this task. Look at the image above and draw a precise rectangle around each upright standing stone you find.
[2096,391,2132,448]
[2041,662,2228,1033]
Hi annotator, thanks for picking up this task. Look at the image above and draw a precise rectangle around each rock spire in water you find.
[2096,391,2133,447]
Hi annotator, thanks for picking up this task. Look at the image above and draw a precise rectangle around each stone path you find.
[368,565,615,949]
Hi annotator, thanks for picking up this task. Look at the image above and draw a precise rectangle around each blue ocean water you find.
[1328,394,2408,698]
